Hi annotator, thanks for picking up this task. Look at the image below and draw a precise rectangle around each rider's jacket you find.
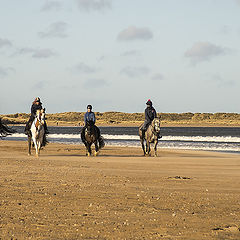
[145,106,157,124]
[84,112,96,125]
[31,103,42,117]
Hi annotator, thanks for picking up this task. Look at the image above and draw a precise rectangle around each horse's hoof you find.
[94,151,99,156]
[87,153,91,157]
[28,153,31,156]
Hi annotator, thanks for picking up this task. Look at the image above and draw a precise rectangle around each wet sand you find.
[0,141,240,239]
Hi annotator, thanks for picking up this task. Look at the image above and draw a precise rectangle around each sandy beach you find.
[0,141,240,239]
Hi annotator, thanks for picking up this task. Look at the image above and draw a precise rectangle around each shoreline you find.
[7,122,240,128]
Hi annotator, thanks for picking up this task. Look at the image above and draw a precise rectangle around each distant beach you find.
[1,141,240,239]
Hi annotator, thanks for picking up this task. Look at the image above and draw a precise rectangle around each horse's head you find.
[35,108,45,126]
[152,118,161,134]
[86,120,95,135]
[40,108,46,124]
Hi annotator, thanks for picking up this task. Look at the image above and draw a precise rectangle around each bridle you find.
[34,110,45,131]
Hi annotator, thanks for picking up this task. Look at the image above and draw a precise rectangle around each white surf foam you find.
[6,133,240,143]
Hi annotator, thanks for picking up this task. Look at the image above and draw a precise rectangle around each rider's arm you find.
[84,113,88,124]
[91,112,96,124]
[145,108,150,122]
[153,108,157,118]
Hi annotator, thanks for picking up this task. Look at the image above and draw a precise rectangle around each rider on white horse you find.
[24,97,48,146]
[141,99,161,139]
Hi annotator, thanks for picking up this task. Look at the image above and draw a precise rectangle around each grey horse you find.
[139,118,161,157]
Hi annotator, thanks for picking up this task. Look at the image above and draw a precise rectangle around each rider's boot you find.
[44,122,49,134]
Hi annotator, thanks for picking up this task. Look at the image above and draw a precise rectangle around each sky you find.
[0,0,240,114]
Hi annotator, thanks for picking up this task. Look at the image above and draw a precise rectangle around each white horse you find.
[28,109,46,157]
[139,118,161,157]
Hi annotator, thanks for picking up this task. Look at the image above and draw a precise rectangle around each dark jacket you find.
[31,103,42,116]
[145,106,157,124]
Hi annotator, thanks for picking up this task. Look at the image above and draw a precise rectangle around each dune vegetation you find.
[1,112,240,127]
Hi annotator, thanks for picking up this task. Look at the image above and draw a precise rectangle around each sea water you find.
[3,126,240,153]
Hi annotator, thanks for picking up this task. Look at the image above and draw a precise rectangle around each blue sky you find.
[1,0,240,114]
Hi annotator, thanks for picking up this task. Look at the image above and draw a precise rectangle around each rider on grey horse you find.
[81,105,104,148]
[24,97,48,146]
[141,99,161,139]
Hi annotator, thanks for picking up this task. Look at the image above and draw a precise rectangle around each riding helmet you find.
[87,104,92,110]
[146,99,152,106]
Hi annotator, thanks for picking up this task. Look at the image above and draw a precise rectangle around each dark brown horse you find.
[139,118,161,157]
[82,121,104,156]
[0,118,16,138]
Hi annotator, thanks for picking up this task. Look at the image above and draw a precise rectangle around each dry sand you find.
[0,141,240,239]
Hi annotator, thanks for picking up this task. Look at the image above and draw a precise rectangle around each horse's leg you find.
[37,140,41,156]
[154,139,158,157]
[87,143,91,156]
[28,135,32,156]
[146,141,151,156]
[94,140,99,156]
[33,138,38,157]
[140,138,146,156]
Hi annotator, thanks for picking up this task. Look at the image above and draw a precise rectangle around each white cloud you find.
[0,66,15,78]
[76,0,112,12]
[0,38,12,48]
[117,26,153,41]
[211,74,236,88]
[219,25,231,35]
[151,73,164,81]
[16,47,56,58]
[120,66,150,78]
[39,22,68,38]
[74,62,97,74]
[184,42,230,64]
[32,49,57,58]
[121,50,140,57]
[83,78,108,88]
[41,0,62,11]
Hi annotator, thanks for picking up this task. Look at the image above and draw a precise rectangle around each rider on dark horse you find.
[81,105,104,148]
[141,99,161,139]
[0,118,16,137]
[24,97,48,146]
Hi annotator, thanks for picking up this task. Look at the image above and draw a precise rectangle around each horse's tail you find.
[99,135,105,149]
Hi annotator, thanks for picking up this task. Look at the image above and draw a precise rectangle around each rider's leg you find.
[141,121,149,139]
[24,116,34,135]
[44,122,49,134]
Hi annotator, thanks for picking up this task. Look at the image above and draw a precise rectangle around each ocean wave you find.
[8,133,240,143]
